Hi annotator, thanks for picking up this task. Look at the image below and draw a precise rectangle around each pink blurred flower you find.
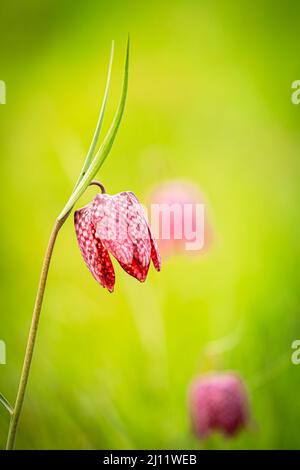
[74,191,161,292]
[189,372,250,439]
[149,180,212,256]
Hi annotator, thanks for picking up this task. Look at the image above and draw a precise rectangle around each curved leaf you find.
[74,40,115,189]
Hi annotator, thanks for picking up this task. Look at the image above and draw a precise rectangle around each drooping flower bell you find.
[74,184,161,292]
[189,372,250,439]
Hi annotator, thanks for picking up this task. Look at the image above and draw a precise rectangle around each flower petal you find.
[93,194,134,265]
[74,205,115,292]
[126,190,161,271]
[119,257,150,282]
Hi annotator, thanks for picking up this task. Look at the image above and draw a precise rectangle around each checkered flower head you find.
[74,191,161,292]
[189,372,250,439]
[149,180,212,256]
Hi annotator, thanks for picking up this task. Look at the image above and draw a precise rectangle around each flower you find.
[149,180,212,256]
[74,191,161,292]
[189,372,250,439]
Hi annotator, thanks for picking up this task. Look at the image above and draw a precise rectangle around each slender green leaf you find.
[58,37,130,221]
[74,40,115,189]
[0,392,13,415]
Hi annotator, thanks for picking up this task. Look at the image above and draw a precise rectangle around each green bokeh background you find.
[1,0,300,450]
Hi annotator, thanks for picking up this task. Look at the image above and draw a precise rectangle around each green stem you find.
[6,214,69,450]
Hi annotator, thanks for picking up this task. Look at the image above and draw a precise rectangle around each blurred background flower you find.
[148,180,213,257]
[0,0,299,450]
